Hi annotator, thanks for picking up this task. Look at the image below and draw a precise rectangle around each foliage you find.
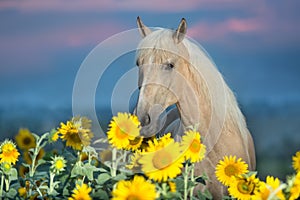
[0,113,298,200]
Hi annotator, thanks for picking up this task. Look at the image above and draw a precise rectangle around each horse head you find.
[135,17,197,138]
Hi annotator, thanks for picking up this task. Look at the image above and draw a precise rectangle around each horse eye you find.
[168,63,174,68]
[136,60,140,66]
[166,62,174,69]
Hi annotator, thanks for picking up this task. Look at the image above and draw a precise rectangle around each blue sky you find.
[1,0,300,110]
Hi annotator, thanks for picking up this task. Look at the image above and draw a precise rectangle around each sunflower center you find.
[189,140,201,153]
[55,160,65,170]
[69,133,82,143]
[129,137,141,145]
[22,137,33,146]
[126,194,141,200]
[237,180,255,194]
[152,150,172,169]
[224,164,238,176]
[115,124,130,139]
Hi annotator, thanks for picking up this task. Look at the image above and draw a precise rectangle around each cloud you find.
[188,17,265,41]
[0,0,203,13]
[187,8,300,49]
[0,0,270,13]
[0,20,125,75]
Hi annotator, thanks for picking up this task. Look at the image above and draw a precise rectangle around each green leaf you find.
[71,164,84,177]
[112,173,127,181]
[36,159,46,167]
[173,178,185,192]
[22,163,31,168]
[82,163,100,180]
[97,173,111,185]
[8,168,18,181]
[202,189,213,199]
[244,171,257,178]
[6,188,17,198]
[98,168,108,173]
[222,196,234,200]
[92,189,109,200]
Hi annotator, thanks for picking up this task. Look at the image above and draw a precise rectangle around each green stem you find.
[0,173,4,198]
[4,178,9,192]
[49,172,55,195]
[111,148,117,177]
[88,151,92,165]
[122,150,127,163]
[183,164,189,200]
[29,147,40,177]
[189,163,195,198]
[161,182,167,197]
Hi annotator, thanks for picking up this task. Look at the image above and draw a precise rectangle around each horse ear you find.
[173,18,187,43]
[137,16,152,38]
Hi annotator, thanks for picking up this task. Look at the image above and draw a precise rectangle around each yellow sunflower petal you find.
[215,155,249,186]
[228,174,260,200]
[57,116,94,150]
[181,130,206,163]
[289,172,300,200]
[107,113,140,149]
[293,151,300,173]
[112,175,157,200]
[139,139,184,182]
[258,176,285,200]
[68,183,92,200]
[0,140,20,165]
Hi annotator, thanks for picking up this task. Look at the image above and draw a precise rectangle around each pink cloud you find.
[0,21,125,74]
[187,13,300,49]
[187,18,265,42]
[0,0,269,13]
[0,0,202,12]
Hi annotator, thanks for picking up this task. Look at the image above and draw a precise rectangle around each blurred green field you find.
[0,103,299,180]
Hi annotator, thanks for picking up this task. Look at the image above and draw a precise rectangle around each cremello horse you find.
[135,17,256,198]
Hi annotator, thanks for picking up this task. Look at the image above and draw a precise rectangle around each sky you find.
[1,0,300,178]
[0,0,300,112]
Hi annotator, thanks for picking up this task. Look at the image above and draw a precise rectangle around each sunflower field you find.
[0,112,299,200]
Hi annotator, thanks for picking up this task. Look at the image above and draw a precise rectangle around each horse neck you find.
[176,64,213,136]
[176,39,240,137]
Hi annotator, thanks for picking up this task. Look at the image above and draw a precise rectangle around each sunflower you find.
[292,151,300,173]
[57,116,94,150]
[18,187,27,198]
[107,113,140,149]
[146,133,173,152]
[228,174,260,200]
[180,130,206,163]
[50,155,67,174]
[258,176,285,200]
[0,140,20,164]
[125,136,143,151]
[215,155,249,186]
[23,148,45,165]
[49,129,60,142]
[111,175,157,200]
[289,172,300,200]
[15,128,36,150]
[19,165,29,178]
[139,138,184,182]
[126,151,142,172]
[168,181,177,193]
[1,162,11,173]
[68,183,92,200]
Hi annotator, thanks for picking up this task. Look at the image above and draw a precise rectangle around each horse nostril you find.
[141,114,150,126]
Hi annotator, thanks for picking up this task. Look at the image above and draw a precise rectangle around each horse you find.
[135,16,256,198]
